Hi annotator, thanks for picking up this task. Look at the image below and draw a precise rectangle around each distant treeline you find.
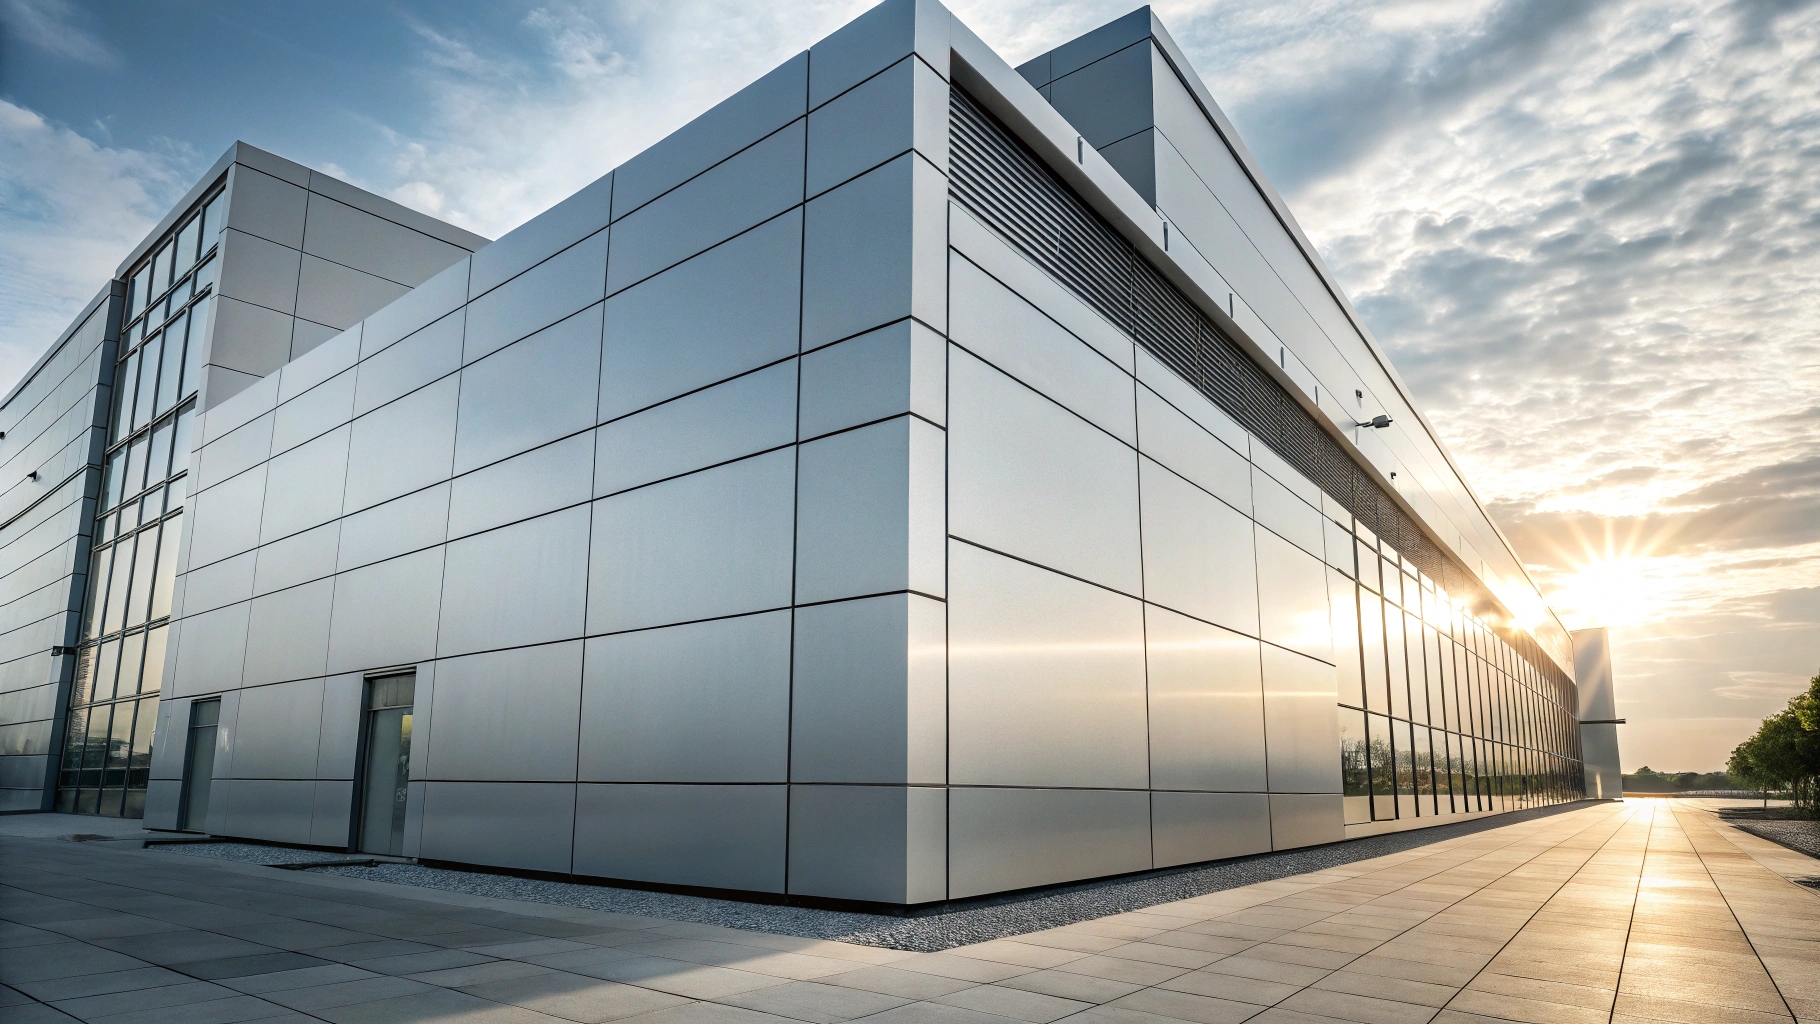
[1621,767,1734,792]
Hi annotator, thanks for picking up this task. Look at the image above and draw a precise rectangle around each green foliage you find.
[1727,671,1820,817]
[1620,768,1733,792]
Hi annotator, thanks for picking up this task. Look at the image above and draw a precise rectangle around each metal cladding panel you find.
[595,360,797,498]
[436,505,590,657]
[788,785,947,904]
[586,451,796,635]
[949,252,1135,443]
[228,677,323,779]
[1571,627,1617,721]
[1261,645,1342,795]
[791,593,946,786]
[1151,791,1271,868]
[947,542,1148,789]
[453,304,602,476]
[425,640,581,782]
[1145,606,1265,792]
[599,210,802,423]
[607,121,805,296]
[577,611,790,784]
[419,781,576,874]
[1255,526,1334,663]
[949,349,1141,595]
[572,783,787,893]
[1138,458,1258,636]
[948,787,1151,899]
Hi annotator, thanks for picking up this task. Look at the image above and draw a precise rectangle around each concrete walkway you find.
[1,801,1815,1024]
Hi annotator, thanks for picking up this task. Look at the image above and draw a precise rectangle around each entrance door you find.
[179,699,219,831]
[357,674,414,856]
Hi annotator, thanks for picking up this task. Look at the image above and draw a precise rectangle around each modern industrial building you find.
[0,0,1611,906]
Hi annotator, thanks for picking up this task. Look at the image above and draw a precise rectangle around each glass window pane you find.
[176,217,200,270]
[71,644,98,705]
[131,344,158,432]
[152,244,172,296]
[60,707,88,772]
[130,267,150,321]
[101,534,135,636]
[156,317,187,414]
[180,296,209,399]
[112,350,139,443]
[93,637,122,702]
[1367,713,1395,820]
[202,192,225,246]
[149,514,181,620]
[82,546,111,640]
[1387,610,1409,720]
[1360,593,1387,712]
[147,420,174,490]
[194,255,217,295]
[116,631,145,697]
[1339,707,1369,825]
[171,405,195,478]
[140,625,169,694]
[125,527,158,628]
[103,448,126,511]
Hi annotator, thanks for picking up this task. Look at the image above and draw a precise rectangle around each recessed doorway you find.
[355,673,414,856]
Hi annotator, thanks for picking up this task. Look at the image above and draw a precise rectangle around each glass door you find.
[179,699,219,831]
[357,674,414,856]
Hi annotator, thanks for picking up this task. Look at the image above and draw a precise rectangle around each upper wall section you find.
[126,143,492,411]
[1015,9,1570,671]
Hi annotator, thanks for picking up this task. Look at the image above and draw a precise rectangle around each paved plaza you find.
[2,800,1816,1024]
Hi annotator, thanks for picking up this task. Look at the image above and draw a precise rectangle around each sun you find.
[1548,554,1654,629]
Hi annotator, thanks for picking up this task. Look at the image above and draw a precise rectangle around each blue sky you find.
[4,0,1818,771]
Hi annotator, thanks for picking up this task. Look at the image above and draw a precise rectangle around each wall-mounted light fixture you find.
[1356,414,1393,429]
[26,471,37,481]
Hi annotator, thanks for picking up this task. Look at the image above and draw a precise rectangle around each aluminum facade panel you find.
[419,781,576,874]
[586,451,795,634]
[1254,526,1334,662]
[342,375,458,515]
[241,578,332,687]
[1139,458,1259,635]
[801,152,947,349]
[594,360,796,497]
[1151,792,1271,868]
[270,367,353,456]
[257,425,348,544]
[794,416,945,604]
[949,349,1141,595]
[471,175,612,301]
[1261,645,1342,795]
[424,640,581,782]
[463,229,607,364]
[325,548,443,675]
[448,433,593,541]
[598,210,803,422]
[436,506,590,657]
[948,787,1151,899]
[572,783,787,893]
[352,309,463,418]
[791,593,946,785]
[228,678,323,779]
[1145,606,1266,792]
[788,785,946,904]
[948,542,1148,789]
[453,304,602,476]
[335,483,448,573]
[798,320,947,435]
[577,611,790,783]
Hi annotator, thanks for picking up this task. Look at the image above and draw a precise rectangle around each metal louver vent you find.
[948,86,1566,688]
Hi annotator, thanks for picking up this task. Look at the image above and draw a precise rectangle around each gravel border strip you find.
[158,802,1593,951]
[1724,818,1820,861]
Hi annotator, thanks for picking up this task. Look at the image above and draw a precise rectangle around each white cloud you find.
[0,100,194,396]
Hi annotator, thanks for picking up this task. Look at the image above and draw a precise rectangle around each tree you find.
[1727,671,1820,816]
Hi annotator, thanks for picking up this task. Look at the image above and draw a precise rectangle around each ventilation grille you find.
[948,87,1567,690]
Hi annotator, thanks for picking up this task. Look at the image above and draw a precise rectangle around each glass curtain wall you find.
[56,186,221,817]
[1337,518,1583,826]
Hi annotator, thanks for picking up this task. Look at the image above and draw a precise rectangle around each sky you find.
[3,0,1816,772]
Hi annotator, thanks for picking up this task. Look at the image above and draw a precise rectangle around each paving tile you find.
[1050,956,1192,987]
[817,966,979,1000]
[1107,986,1266,1024]
[175,953,331,981]
[579,956,792,999]
[407,961,555,989]
[993,970,1143,1004]
[1157,970,1300,1007]
[945,942,1087,970]
[1443,987,1611,1024]
[0,988,32,1008]
[51,981,241,1020]
[348,949,498,976]
[0,1004,82,1024]
[306,985,564,1024]
[1310,970,1455,1008]
[1279,987,1439,1024]
[81,994,294,1024]
[717,979,909,1023]
[261,976,440,1012]
[832,1002,1017,1024]
[933,983,1091,1022]
[893,955,1034,984]
[12,969,193,1003]
[1611,992,1795,1023]
[0,944,150,985]
[465,971,694,1023]
[1194,957,1330,988]
[218,964,380,995]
